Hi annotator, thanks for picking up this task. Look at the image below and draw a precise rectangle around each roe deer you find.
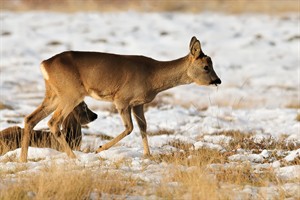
[1,102,97,155]
[20,36,221,162]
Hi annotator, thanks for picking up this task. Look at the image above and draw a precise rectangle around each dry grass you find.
[152,148,226,167]
[0,163,143,200]
[296,113,300,122]
[0,141,12,156]
[156,167,224,199]
[213,163,279,187]
[151,145,283,199]
[0,164,28,178]
[0,102,13,110]
[152,148,228,199]
[0,143,295,199]
[210,130,300,165]
[212,130,300,152]
[149,132,298,198]
[168,139,193,151]
[1,0,298,14]
[0,149,288,199]
[286,101,300,109]
[46,40,63,46]
[1,129,298,199]
[147,129,175,136]
[0,151,18,163]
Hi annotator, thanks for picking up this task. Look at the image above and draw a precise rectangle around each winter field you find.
[0,11,299,199]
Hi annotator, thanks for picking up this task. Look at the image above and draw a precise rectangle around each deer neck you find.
[150,55,193,93]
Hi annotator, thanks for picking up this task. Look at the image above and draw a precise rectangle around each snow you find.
[228,154,264,163]
[98,146,143,162]
[276,165,300,181]
[193,141,224,152]
[0,147,62,161]
[0,11,299,198]
[284,149,300,162]
[203,134,233,144]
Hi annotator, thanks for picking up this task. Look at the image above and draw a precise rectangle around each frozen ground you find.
[0,12,299,199]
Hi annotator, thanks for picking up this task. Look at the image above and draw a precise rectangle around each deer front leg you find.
[133,105,150,156]
[95,106,133,153]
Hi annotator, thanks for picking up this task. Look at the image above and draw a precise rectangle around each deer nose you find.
[210,78,221,85]
[92,113,98,121]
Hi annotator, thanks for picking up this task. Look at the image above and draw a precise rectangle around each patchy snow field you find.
[0,11,299,199]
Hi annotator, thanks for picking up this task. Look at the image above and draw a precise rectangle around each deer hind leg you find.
[133,105,150,156]
[63,113,82,151]
[47,101,81,159]
[20,97,57,162]
[95,105,133,153]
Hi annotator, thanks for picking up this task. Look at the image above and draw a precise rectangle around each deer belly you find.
[88,89,115,101]
[129,93,156,106]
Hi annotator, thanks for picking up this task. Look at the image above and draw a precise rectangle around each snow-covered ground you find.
[0,11,299,199]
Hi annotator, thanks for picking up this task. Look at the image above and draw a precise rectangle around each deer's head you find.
[187,36,221,86]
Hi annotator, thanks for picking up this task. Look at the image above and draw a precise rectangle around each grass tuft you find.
[0,163,143,200]
[214,130,300,152]
[1,129,298,199]
[213,163,279,187]
[148,129,175,136]
[152,148,227,168]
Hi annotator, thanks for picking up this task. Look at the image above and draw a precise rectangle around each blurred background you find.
[0,0,299,111]
[1,0,299,13]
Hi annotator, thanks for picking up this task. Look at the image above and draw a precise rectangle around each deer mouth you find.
[210,78,221,86]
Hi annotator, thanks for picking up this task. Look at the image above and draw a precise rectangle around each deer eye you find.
[204,66,209,71]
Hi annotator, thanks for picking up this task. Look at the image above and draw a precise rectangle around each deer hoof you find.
[68,152,76,159]
[20,157,28,163]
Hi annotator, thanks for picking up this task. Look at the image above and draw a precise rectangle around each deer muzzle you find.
[210,78,221,86]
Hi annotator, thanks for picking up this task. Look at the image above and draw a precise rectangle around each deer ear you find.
[189,36,202,58]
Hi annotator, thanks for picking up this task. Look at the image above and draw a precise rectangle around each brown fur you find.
[1,102,97,155]
[20,36,221,162]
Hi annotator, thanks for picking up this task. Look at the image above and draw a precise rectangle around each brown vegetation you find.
[1,0,298,14]
[151,146,283,199]
[0,164,142,200]
[296,113,300,121]
[1,129,298,199]
[212,130,300,152]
